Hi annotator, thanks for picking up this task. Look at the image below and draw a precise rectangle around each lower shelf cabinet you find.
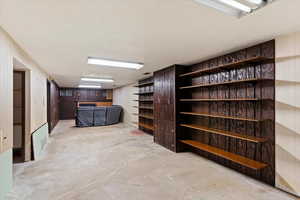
[139,123,154,131]
[180,140,268,170]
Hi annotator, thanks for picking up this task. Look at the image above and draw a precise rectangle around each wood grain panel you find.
[154,65,184,152]
[77,102,113,107]
[48,80,60,133]
[59,88,113,119]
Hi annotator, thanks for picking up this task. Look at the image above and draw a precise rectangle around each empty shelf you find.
[180,140,268,170]
[139,123,154,131]
[180,78,272,90]
[135,82,154,87]
[134,106,154,110]
[138,114,154,120]
[180,57,273,77]
[180,112,260,122]
[180,124,267,143]
[134,92,154,95]
[133,99,153,102]
[180,98,261,102]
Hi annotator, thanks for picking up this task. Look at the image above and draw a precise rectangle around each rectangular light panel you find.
[81,78,114,83]
[78,85,102,88]
[88,57,144,70]
[194,0,271,17]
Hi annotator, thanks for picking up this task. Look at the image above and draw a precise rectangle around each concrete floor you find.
[6,120,298,200]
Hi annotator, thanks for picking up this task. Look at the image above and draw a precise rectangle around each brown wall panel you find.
[154,67,176,151]
[59,88,113,119]
[48,80,60,132]
[154,65,184,152]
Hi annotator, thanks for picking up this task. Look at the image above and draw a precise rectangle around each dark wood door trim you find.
[13,70,26,162]
[47,80,51,133]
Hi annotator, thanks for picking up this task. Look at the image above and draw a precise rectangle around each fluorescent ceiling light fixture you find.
[194,0,271,17]
[78,85,102,88]
[81,78,114,83]
[194,0,242,16]
[217,0,251,13]
[246,0,264,5]
[87,57,144,70]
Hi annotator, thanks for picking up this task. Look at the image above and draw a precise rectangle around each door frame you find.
[13,70,26,162]
[47,80,51,133]
[13,57,32,161]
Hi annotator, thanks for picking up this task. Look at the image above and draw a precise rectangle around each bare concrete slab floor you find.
[6,120,298,200]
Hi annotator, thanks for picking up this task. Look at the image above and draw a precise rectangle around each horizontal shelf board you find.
[180,98,261,102]
[180,124,267,143]
[135,82,154,87]
[134,92,154,95]
[133,99,153,102]
[139,123,154,131]
[180,112,259,122]
[180,78,272,90]
[180,140,268,170]
[138,114,154,120]
[180,57,273,78]
[133,106,154,110]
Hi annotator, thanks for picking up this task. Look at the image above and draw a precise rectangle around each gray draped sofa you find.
[75,105,122,127]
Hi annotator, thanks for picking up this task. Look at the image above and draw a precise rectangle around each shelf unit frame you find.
[136,77,154,135]
[178,40,275,185]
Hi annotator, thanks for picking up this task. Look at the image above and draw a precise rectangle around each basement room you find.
[0,0,299,199]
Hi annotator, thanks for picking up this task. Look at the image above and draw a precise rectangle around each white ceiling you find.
[1,0,300,88]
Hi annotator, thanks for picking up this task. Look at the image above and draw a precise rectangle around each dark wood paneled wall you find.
[59,88,113,119]
[48,80,60,132]
[179,40,275,185]
[154,65,184,152]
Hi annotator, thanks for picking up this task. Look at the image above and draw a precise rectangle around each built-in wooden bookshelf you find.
[135,77,154,135]
[178,41,275,185]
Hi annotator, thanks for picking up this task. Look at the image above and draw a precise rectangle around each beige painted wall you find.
[275,32,300,197]
[113,83,138,127]
[0,26,48,155]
